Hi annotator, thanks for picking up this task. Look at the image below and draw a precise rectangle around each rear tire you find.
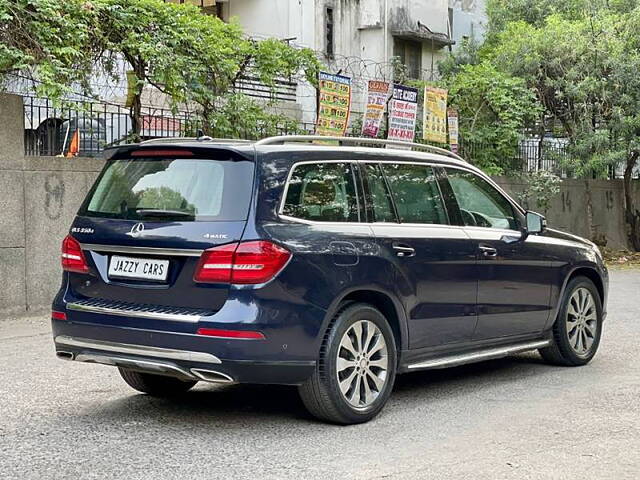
[299,303,397,425]
[118,368,197,396]
[539,276,603,366]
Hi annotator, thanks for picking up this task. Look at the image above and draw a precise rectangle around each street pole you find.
[383,0,388,67]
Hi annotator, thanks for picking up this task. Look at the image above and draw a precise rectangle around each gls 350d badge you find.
[126,223,145,238]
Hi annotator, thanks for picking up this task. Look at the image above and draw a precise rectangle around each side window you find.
[282,162,359,222]
[381,163,448,224]
[445,169,517,230]
[364,164,396,222]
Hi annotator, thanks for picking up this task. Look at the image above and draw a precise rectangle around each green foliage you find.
[445,62,541,175]
[438,37,482,79]
[482,0,640,248]
[516,170,561,213]
[203,94,302,140]
[0,0,100,98]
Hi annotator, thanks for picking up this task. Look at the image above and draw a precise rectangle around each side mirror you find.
[525,211,547,235]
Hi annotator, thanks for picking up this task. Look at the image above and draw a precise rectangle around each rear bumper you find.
[54,333,316,385]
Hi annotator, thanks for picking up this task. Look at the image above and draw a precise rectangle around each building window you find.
[326,7,335,58]
[394,38,422,79]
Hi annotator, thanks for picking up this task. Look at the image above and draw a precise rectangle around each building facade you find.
[209,0,455,121]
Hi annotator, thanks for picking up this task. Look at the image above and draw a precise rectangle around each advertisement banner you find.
[387,84,419,143]
[316,72,352,137]
[447,108,459,154]
[362,80,391,138]
[423,87,448,144]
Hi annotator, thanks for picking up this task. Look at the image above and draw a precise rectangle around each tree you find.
[96,0,211,140]
[0,0,100,99]
[96,0,319,140]
[183,24,319,136]
[486,5,640,249]
[444,62,541,175]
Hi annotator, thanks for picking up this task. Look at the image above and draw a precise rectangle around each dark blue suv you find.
[52,135,608,424]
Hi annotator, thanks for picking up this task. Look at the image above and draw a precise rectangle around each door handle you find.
[479,245,498,257]
[393,244,415,257]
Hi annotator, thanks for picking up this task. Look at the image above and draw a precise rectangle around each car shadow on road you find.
[89,352,552,427]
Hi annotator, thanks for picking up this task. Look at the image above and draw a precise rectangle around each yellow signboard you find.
[423,87,448,144]
[316,72,352,137]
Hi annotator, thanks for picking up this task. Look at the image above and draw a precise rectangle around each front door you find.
[362,162,478,349]
[442,167,553,340]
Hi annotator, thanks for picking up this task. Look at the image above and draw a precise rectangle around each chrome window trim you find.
[278,158,473,227]
[80,243,203,257]
[54,335,222,364]
[67,301,204,323]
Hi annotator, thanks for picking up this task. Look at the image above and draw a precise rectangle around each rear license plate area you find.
[108,255,169,282]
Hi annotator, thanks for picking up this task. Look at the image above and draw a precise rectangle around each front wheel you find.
[118,368,197,397]
[539,276,603,366]
[299,303,397,425]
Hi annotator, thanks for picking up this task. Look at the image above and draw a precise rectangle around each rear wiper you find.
[134,209,195,218]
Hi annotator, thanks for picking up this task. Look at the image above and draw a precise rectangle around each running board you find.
[406,339,551,371]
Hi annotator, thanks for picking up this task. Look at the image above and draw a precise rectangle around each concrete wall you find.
[449,0,487,45]
[0,93,103,316]
[1,93,639,317]
[495,177,629,249]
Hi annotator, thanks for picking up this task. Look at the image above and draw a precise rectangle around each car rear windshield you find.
[80,157,254,222]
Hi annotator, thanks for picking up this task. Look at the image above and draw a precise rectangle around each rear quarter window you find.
[281,162,360,222]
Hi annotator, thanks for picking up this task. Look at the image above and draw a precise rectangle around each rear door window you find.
[81,157,254,222]
[381,163,448,225]
[281,162,360,222]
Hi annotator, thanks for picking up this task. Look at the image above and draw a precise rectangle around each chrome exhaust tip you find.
[191,369,234,384]
[56,351,74,360]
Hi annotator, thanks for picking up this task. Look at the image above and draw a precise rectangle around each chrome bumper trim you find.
[407,340,551,371]
[74,354,196,380]
[66,301,203,323]
[55,335,222,364]
[80,243,204,257]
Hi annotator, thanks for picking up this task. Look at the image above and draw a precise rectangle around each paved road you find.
[1,271,639,480]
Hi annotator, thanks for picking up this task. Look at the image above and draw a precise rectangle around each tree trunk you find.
[584,179,595,242]
[623,151,640,251]
[537,116,545,171]
[126,56,145,143]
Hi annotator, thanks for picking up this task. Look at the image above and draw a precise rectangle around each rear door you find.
[363,161,478,349]
[441,167,552,339]
[68,148,255,314]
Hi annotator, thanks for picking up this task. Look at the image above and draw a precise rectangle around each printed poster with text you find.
[447,108,459,154]
[316,72,352,137]
[362,80,391,138]
[387,84,419,143]
[423,87,448,144]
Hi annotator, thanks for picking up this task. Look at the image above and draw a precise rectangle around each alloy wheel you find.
[566,287,598,357]
[336,320,389,410]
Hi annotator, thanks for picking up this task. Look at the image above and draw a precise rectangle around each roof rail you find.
[140,137,253,145]
[254,135,465,162]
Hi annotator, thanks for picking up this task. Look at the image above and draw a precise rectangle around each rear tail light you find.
[61,235,89,273]
[194,240,291,285]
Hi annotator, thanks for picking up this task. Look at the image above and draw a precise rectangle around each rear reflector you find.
[51,311,67,321]
[196,328,265,339]
[131,149,194,157]
[61,235,89,273]
[194,240,291,285]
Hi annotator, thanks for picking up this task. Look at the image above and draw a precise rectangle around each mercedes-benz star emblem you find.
[127,222,145,238]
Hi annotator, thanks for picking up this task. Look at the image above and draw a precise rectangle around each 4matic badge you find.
[204,233,228,240]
